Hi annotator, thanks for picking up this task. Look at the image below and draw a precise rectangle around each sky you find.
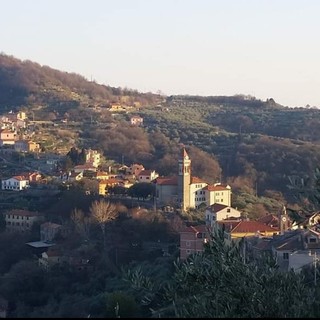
[1,0,320,107]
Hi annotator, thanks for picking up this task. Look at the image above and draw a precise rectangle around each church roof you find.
[156,176,178,185]
[191,176,207,184]
[205,185,229,191]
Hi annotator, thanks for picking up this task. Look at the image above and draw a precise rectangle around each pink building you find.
[179,225,211,260]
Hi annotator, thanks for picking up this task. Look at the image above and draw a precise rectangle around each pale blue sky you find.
[1,0,320,107]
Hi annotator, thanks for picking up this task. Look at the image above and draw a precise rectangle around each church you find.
[155,148,231,212]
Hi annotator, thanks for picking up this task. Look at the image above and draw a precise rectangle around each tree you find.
[71,208,92,240]
[124,227,315,318]
[155,227,314,318]
[89,200,119,250]
[127,183,155,200]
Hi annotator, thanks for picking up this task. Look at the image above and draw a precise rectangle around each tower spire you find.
[178,146,191,212]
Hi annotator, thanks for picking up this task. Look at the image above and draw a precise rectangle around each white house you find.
[1,176,29,191]
[138,170,159,183]
[205,203,242,225]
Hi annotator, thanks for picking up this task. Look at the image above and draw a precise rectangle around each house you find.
[272,228,320,272]
[39,248,65,270]
[130,115,144,126]
[245,225,320,273]
[1,175,30,191]
[126,163,145,177]
[205,203,241,224]
[0,129,15,146]
[2,209,44,232]
[68,171,83,182]
[14,140,40,152]
[154,176,178,207]
[16,118,26,129]
[217,220,279,240]
[74,164,97,173]
[40,222,63,242]
[19,171,42,183]
[180,224,211,260]
[99,178,123,195]
[257,214,280,229]
[17,111,27,120]
[138,170,159,183]
[155,148,232,211]
[95,171,111,180]
[84,149,101,167]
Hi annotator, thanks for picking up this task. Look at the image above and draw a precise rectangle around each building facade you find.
[155,148,232,212]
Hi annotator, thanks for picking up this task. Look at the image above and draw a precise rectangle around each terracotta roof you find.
[96,171,109,176]
[231,220,279,234]
[191,176,207,184]
[139,170,154,176]
[258,214,279,227]
[46,249,62,257]
[11,175,28,181]
[99,178,122,184]
[0,129,13,133]
[208,203,228,212]
[205,185,229,191]
[217,220,241,232]
[156,176,178,185]
[181,224,209,234]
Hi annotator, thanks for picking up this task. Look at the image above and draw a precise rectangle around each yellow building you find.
[217,220,280,239]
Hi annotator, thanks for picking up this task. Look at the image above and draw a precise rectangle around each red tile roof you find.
[231,220,279,234]
[258,214,279,227]
[12,175,28,181]
[205,185,229,191]
[191,176,207,184]
[139,170,153,176]
[181,224,210,234]
[156,176,178,185]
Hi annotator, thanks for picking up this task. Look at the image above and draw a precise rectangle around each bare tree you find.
[89,200,119,250]
[71,208,92,240]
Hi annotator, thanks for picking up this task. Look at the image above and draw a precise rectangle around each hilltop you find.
[0,53,162,115]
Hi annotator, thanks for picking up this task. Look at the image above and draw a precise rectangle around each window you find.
[227,209,231,213]
[309,238,317,243]
[197,233,203,239]
[186,249,191,254]
[186,241,191,247]
[283,252,289,260]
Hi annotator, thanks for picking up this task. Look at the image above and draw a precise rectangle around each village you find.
[0,107,320,314]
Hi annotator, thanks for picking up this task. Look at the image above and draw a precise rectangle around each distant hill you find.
[0,53,161,113]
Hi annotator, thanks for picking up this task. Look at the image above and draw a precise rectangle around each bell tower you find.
[178,147,191,212]
[280,205,289,234]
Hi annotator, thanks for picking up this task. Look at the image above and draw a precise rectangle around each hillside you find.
[2,54,320,213]
[0,53,161,115]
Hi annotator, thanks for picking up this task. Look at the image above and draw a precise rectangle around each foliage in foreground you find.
[124,227,316,318]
